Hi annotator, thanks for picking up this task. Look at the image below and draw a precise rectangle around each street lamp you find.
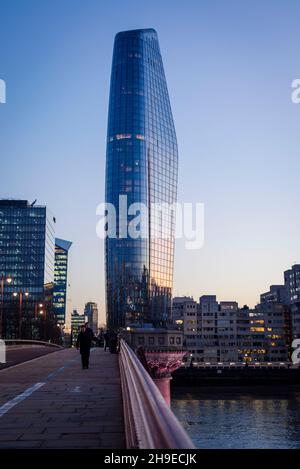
[0,274,13,338]
[12,289,30,339]
[35,302,44,319]
[39,308,47,340]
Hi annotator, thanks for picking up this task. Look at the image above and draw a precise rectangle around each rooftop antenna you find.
[31,199,37,207]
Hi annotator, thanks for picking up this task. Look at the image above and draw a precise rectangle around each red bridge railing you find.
[119,339,195,449]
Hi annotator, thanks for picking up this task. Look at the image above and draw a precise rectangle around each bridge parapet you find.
[4,339,63,348]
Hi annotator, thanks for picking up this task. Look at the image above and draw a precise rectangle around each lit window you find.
[116,134,132,140]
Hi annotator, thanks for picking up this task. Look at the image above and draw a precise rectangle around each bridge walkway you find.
[0,348,125,449]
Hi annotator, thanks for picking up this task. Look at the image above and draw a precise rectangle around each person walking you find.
[104,331,110,352]
[76,324,94,369]
[109,331,119,354]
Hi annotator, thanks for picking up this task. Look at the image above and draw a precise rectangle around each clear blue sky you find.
[1,0,300,323]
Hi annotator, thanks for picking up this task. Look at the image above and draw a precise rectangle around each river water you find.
[171,386,300,448]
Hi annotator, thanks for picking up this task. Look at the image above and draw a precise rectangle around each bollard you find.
[0,339,6,363]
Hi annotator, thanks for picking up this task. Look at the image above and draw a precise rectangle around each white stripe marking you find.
[0,382,46,418]
[71,386,81,393]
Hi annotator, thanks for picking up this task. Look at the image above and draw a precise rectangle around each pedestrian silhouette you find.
[76,324,95,369]
[109,332,119,354]
[104,331,110,351]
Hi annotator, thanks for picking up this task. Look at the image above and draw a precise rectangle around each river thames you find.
[172,386,300,448]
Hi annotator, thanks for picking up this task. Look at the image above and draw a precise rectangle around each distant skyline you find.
[1,0,300,323]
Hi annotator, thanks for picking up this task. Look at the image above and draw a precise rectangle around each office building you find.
[71,309,85,345]
[174,296,290,363]
[256,302,291,361]
[84,302,98,334]
[260,285,287,304]
[105,29,178,330]
[172,296,194,328]
[284,264,300,304]
[260,264,300,340]
[283,265,300,339]
[0,199,55,338]
[53,238,72,326]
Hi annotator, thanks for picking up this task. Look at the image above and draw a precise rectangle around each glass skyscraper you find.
[105,29,178,331]
[84,301,99,334]
[71,309,85,345]
[0,200,55,337]
[53,238,72,326]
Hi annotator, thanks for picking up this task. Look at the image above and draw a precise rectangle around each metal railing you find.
[119,339,195,449]
[182,361,294,369]
[4,339,63,349]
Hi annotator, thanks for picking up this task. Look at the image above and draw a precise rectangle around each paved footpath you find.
[0,348,125,448]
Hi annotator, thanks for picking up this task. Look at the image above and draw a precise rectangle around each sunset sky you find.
[1,0,300,323]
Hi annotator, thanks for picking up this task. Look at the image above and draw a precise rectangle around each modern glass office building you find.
[0,199,55,337]
[105,29,178,330]
[71,309,85,345]
[53,238,72,326]
[84,301,98,334]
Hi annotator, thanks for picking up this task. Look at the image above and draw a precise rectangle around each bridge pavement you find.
[0,348,125,448]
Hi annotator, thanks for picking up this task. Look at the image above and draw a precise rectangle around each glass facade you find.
[105,29,178,330]
[53,238,72,326]
[71,309,85,345]
[284,264,300,340]
[0,200,55,337]
[84,301,98,334]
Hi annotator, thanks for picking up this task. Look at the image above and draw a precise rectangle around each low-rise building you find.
[174,297,291,363]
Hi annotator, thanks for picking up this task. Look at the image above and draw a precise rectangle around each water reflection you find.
[171,387,300,448]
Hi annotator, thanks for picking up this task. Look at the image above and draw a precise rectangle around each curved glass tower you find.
[105,29,178,331]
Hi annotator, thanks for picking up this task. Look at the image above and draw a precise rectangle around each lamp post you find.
[35,302,44,319]
[13,290,29,339]
[34,302,44,340]
[0,274,13,338]
[39,307,47,340]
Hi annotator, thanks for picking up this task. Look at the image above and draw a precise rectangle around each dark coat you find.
[76,328,94,354]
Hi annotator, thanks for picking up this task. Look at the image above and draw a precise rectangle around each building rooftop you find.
[0,199,44,208]
[0,199,29,207]
[115,28,157,38]
[55,238,72,251]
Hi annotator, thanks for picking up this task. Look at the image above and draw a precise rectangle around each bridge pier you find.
[153,377,172,407]
[123,328,187,406]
